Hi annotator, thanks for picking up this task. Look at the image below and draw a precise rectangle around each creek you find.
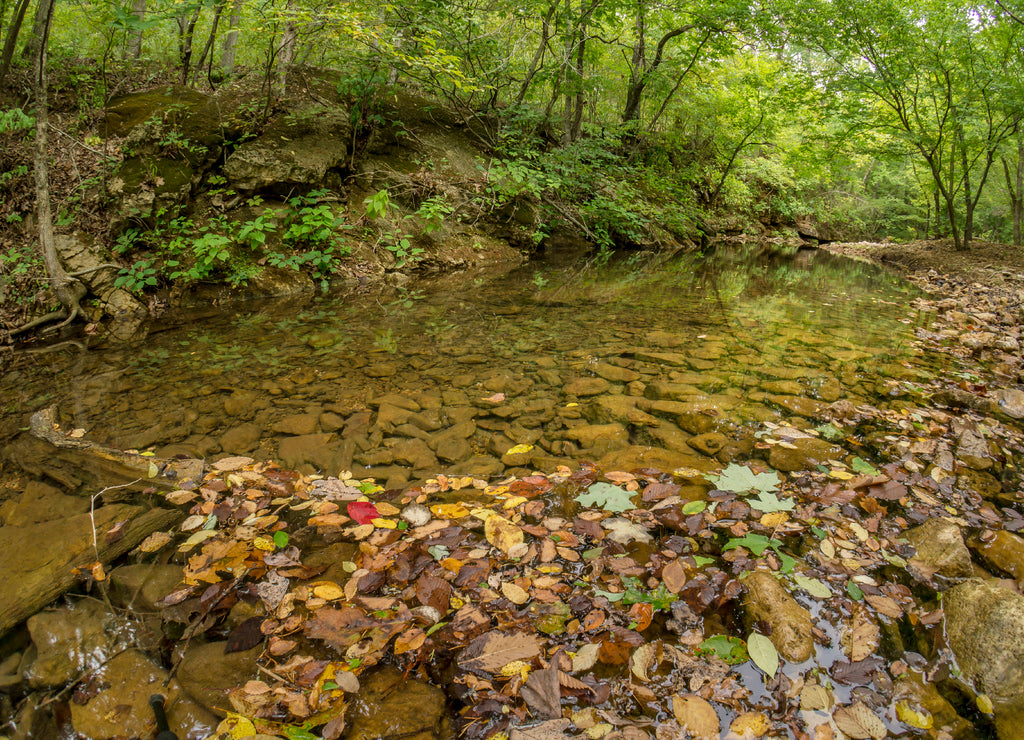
[1,243,1020,740]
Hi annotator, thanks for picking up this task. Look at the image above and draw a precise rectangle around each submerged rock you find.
[893,670,974,738]
[69,649,217,740]
[971,530,1024,581]
[767,437,844,472]
[175,641,264,716]
[344,665,452,740]
[943,579,1024,739]
[905,518,973,581]
[741,571,814,663]
[25,599,112,688]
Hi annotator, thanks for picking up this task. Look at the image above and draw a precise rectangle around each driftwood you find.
[29,405,206,489]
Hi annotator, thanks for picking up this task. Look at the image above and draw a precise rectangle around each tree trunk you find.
[276,0,297,96]
[21,0,49,61]
[1016,141,1023,246]
[194,0,226,78]
[128,0,146,59]
[515,1,556,107]
[560,0,573,144]
[178,5,203,86]
[32,0,82,324]
[220,0,242,74]
[0,0,31,85]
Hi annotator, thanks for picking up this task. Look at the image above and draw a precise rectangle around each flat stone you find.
[345,665,451,740]
[944,579,1024,739]
[176,641,264,716]
[905,518,973,581]
[70,649,217,739]
[564,377,610,396]
[370,394,421,412]
[436,437,472,463]
[220,423,262,453]
[993,389,1024,420]
[26,599,111,688]
[584,396,659,426]
[687,432,728,457]
[742,570,814,663]
[766,394,828,418]
[768,437,844,472]
[596,445,717,475]
[590,362,640,383]
[973,530,1024,581]
[391,438,438,470]
[272,412,319,436]
[109,563,185,611]
[563,424,629,451]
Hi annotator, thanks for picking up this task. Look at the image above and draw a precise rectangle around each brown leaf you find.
[671,695,719,738]
[415,572,451,613]
[459,630,542,676]
[661,559,687,594]
[842,606,880,662]
[509,719,574,740]
[521,665,561,719]
[832,701,886,740]
[226,616,266,653]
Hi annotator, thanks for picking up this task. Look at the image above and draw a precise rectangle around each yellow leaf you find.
[976,694,995,714]
[431,503,470,519]
[485,515,524,554]
[312,582,346,601]
[253,536,276,551]
[729,711,770,738]
[499,660,531,679]
[829,469,854,480]
[672,695,719,737]
[502,496,528,510]
[760,511,789,528]
[506,444,534,455]
[371,518,397,529]
[501,582,530,605]
[895,699,933,729]
[214,714,258,740]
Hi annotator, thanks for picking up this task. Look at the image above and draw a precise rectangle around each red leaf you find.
[347,501,380,524]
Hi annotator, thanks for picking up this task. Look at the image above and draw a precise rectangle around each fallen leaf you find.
[521,664,561,719]
[576,482,636,512]
[459,631,542,676]
[832,701,886,740]
[793,574,832,599]
[842,606,880,662]
[747,632,779,679]
[662,559,687,593]
[348,501,380,525]
[572,643,600,672]
[501,581,530,605]
[728,711,770,738]
[630,641,659,682]
[671,694,719,738]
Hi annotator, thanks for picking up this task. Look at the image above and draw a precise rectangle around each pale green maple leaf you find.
[747,490,796,513]
[575,482,635,512]
[706,463,780,495]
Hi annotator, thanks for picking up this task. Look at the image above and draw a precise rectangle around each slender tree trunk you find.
[570,16,586,141]
[21,0,49,60]
[560,0,573,144]
[0,0,11,52]
[33,0,81,323]
[178,5,203,86]
[0,0,30,86]
[194,0,226,77]
[276,0,297,96]
[220,0,242,74]
[128,0,145,59]
[515,2,556,107]
[1016,142,1023,246]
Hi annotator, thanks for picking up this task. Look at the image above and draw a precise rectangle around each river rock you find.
[563,423,629,451]
[992,389,1024,420]
[943,579,1024,739]
[643,381,704,401]
[564,377,611,396]
[959,331,996,352]
[597,446,717,475]
[742,570,814,663]
[272,412,320,436]
[955,425,993,470]
[26,599,112,688]
[584,396,659,426]
[277,433,336,471]
[109,563,185,611]
[223,390,266,419]
[768,437,844,472]
[766,394,828,418]
[0,480,88,526]
[687,432,728,457]
[70,649,217,739]
[905,518,973,581]
[591,362,640,383]
[391,438,438,470]
[972,530,1024,581]
[436,436,472,463]
[220,423,262,453]
[646,424,694,454]
[175,641,264,716]
[893,670,973,738]
[344,665,452,740]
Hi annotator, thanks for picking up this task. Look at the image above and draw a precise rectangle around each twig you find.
[47,123,114,158]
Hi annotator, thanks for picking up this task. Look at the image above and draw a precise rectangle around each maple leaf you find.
[575,482,635,512]
[747,490,796,513]
[706,464,780,495]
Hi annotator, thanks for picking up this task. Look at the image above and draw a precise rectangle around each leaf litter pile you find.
[130,392,1024,740]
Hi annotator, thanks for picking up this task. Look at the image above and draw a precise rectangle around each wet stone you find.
[742,570,814,663]
[944,579,1024,739]
[905,518,973,581]
[584,395,659,426]
[220,423,262,453]
[272,412,320,436]
[562,423,629,451]
[109,563,186,611]
[972,530,1024,581]
[26,599,112,688]
[344,665,452,740]
[70,649,217,740]
[0,481,88,527]
[768,437,845,472]
[563,377,611,396]
[591,362,641,383]
[766,394,828,418]
[175,641,264,716]
[687,432,728,457]
[277,433,336,471]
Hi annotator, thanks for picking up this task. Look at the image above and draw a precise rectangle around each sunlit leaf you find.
[747,632,778,678]
[706,464,780,495]
[575,482,635,512]
[793,574,832,599]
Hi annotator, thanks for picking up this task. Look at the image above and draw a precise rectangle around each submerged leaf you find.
[706,464,780,495]
[747,632,779,679]
[576,482,635,512]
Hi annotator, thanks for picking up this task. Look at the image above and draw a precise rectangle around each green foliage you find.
[114,259,159,293]
[363,189,391,220]
[697,635,749,665]
[0,108,34,133]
